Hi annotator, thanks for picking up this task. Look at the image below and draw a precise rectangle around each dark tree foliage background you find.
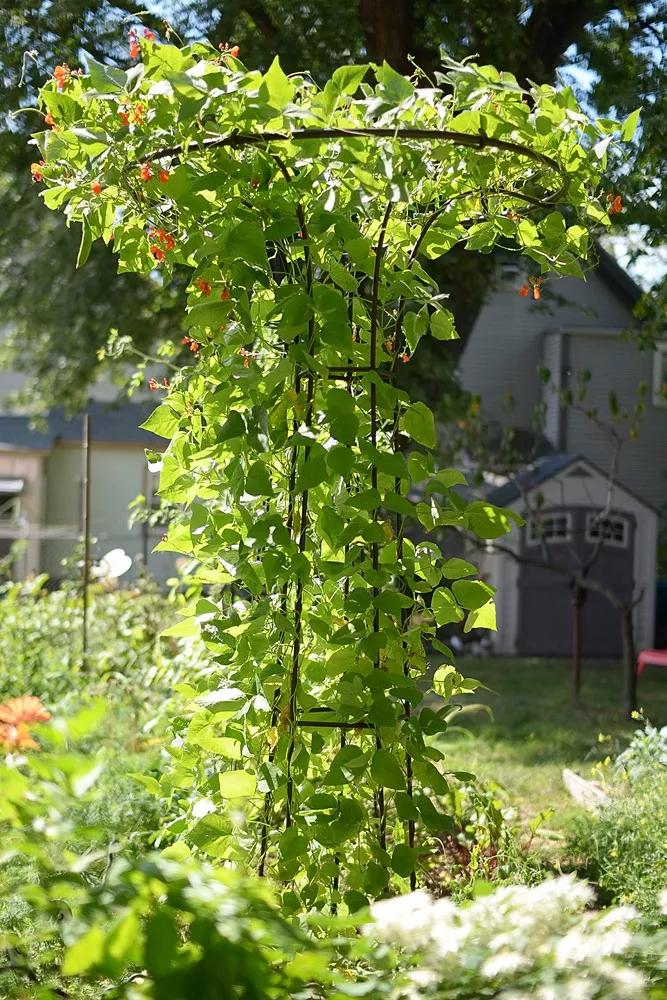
[0,0,664,412]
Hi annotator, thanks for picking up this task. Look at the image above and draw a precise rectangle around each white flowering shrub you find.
[569,717,667,914]
[615,718,667,780]
[367,876,661,1000]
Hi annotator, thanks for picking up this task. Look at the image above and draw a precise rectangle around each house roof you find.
[487,452,657,512]
[0,400,163,452]
[595,244,642,309]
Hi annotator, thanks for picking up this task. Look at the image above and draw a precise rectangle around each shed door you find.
[516,508,635,658]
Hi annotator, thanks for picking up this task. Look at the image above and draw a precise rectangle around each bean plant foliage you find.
[32,34,633,909]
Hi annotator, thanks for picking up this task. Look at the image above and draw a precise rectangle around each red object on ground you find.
[636,648,667,675]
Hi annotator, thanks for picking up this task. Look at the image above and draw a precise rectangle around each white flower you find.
[369,891,434,948]
[480,950,527,979]
[606,964,646,999]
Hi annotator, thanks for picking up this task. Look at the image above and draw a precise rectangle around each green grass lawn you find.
[431,657,667,851]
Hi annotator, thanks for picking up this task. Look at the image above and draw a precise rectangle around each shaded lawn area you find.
[432,657,667,844]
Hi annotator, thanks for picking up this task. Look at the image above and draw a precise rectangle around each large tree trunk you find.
[357,0,413,73]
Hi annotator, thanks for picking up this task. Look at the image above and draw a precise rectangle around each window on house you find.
[498,261,521,289]
[586,513,628,548]
[652,343,667,406]
[527,513,571,545]
[0,479,23,525]
[0,494,20,523]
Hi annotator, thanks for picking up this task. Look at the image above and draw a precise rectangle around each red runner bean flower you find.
[197,278,212,296]
[53,64,71,90]
[91,181,102,195]
[140,163,153,181]
[129,28,140,60]
[30,161,45,183]
[150,245,165,262]
[158,168,170,183]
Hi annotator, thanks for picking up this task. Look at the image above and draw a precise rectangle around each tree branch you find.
[238,0,280,43]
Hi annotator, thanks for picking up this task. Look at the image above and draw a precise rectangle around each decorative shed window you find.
[0,478,23,525]
[586,513,628,548]
[527,513,571,545]
[498,261,521,289]
[0,495,20,523]
[653,343,667,406]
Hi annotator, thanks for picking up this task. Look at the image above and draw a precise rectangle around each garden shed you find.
[478,454,657,658]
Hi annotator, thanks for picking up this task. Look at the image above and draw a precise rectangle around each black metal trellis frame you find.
[142,123,569,888]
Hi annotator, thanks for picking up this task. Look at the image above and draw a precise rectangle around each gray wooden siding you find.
[459,269,634,429]
[564,333,667,509]
[459,268,667,511]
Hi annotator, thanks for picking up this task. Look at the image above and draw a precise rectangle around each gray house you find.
[0,401,175,583]
[460,250,666,655]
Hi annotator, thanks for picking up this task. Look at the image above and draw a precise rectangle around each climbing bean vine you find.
[32,36,632,909]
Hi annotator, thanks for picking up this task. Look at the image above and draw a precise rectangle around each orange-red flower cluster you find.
[196,278,212,297]
[518,275,543,300]
[181,335,200,353]
[0,696,51,752]
[221,288,230,301]
[149,227,175,251]
[140,163,153,181]
[158,168,170,183]
[148,376,171,391]
[119,102,145,127]
[218,43,240,58]
[53,64,71,90]
[30,161,45,183]
[129,28,140,60]
[238,347,257,368]
[44,111,57,129]
[607,193,623,215]
[91,181,102,195]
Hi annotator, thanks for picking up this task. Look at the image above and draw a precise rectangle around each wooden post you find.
[620,605,637,719]
[81,413,91,671]
[571,581,582,700]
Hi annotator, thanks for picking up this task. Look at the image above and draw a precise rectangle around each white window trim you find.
[585,513,629,549]
[526,512,572,546]
[652,343,667,406]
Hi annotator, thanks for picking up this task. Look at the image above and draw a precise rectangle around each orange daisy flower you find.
[0,695,51,725]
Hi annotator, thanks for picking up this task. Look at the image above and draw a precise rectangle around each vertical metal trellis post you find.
[81,412,91,671]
